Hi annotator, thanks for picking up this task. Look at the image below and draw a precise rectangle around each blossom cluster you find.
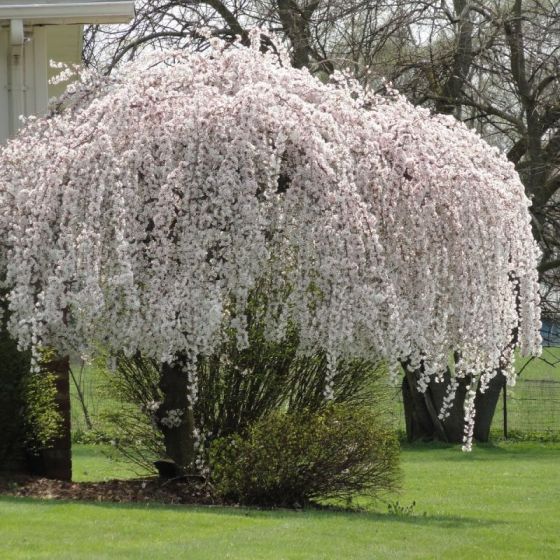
[160,408,184,429]
[0,36,541,449]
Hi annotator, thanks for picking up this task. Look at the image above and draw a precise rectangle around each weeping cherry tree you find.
[0,34,541,469]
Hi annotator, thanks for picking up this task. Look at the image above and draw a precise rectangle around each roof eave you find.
[0,2,134,25]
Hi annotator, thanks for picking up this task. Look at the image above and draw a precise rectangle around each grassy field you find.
[515,347,560,381]
[34,353,556,558]
[1,442,559,559]
[69,361,120,438]
[477,349,560,437]
[71,445,140,482]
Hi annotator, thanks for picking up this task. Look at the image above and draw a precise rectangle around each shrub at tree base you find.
[0,312,61,472]
[209,404,400,507]
[98,296,389,473]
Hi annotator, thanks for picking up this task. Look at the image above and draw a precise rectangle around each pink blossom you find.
[0,38,541,450]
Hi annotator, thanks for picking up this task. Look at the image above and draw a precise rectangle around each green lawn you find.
[71,445,140,482]
[515,347,560,381]
[1,442,559,559]
[69,360,121,438]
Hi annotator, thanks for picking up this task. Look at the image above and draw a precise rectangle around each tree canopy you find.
[0,37,541,448]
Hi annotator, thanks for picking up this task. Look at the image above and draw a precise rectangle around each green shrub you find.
[99,286,388,472]
[209,404,400,507]
[21,366,61,453]
[95,286,390,475]
[0,325,31,470]
[0,315,61,470]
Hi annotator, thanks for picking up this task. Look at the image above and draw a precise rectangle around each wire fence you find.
[70,352,560,441]
[492,380,560,437]
[387,378,560,439]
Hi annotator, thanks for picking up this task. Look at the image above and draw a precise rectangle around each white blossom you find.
[159,408,184,429]
[0,36,541,450]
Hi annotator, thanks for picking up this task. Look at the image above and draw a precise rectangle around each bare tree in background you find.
[82,1,428,77]
[389,1,560,285]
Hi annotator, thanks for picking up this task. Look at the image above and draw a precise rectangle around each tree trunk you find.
[157,358,196,472]
[402,365,504,444]
[473,374,505,442]
[402,373,443,442]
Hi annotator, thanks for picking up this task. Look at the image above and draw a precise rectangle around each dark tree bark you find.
[434,0,474,116]
[402,370,445,442]
[157,357,196,472]
[402,363,504,444]
[473,373,505,442]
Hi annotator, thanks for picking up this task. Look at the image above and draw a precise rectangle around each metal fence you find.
[388,378,560,439]
[492,380,560,437]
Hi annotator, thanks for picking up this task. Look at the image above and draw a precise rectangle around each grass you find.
[38,355,556,557]
[69,360,120,438]
[1,442,559,559]
[71,445,140,482]
[515,347,560,381]
[490,348,560,437]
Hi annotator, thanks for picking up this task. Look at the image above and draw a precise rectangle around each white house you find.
[0,0,134,143]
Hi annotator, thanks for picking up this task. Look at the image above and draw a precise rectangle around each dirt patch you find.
[0,475,219,505]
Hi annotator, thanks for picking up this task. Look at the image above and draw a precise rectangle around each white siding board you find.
[0,28,9,142]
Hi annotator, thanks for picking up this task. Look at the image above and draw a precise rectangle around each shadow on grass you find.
[400,440,560,461]
[0,495,501,530]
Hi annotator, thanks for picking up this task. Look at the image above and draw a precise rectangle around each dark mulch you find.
[0,475,219,505]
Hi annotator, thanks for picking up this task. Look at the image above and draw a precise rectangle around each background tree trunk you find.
[473,374,505,442]
[402,372,443,442]
[402,364,504,444]
[157,358,196,472]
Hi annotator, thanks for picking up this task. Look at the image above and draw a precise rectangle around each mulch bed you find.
[0,475,219,505]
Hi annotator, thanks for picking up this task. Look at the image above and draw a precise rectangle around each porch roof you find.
[0,0,134,25]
